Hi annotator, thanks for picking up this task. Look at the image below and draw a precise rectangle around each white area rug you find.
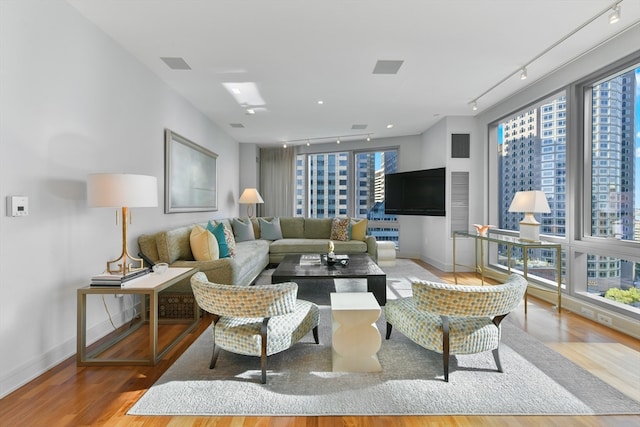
[129,260,640,416]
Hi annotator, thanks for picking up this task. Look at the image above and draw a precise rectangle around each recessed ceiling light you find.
[246,108,255,115]
[222,82,265,106]
[317,100,324,105]
[386,124,394,129]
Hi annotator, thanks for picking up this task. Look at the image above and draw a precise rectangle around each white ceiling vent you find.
[230,123,245,128]
[160,57,192,70]
[372,60,404,75]
[351,124,368,130]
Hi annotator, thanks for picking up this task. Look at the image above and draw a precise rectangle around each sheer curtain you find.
[259,146,295,217]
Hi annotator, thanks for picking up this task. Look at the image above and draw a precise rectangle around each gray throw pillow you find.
[259,217,283,240]
[232,218,255,242]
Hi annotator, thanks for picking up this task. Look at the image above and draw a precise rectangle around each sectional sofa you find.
[138,217,377,295]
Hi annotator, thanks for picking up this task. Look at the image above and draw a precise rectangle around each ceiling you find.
[67,0,640,146]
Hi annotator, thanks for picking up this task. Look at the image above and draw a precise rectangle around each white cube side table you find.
[376,241,396,267]
[330,292,382,372]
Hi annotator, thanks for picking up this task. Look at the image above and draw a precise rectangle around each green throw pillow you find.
[259,217,283,240]
[232,218,255,242]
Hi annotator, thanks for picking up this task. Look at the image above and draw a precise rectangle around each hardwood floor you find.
[1,262,639,426]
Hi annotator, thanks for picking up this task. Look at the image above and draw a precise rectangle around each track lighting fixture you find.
[469,2,623,112]
[281,133,372,147]
[520,67,527,80]
[609,4,620,24]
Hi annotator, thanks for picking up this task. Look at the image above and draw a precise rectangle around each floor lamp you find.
[239,188,264,218]
[87,173,158,274]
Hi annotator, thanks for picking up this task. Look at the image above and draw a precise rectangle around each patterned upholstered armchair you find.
[385,273,527,382]
[191,272,320,384]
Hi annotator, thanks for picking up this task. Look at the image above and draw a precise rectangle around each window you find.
[580,63,640,312]
[497,92,567,238]
[296,149,399,245]
[587,65,639,243]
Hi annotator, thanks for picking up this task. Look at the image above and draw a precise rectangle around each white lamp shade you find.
[508,190,550,214]
[87,173,158,208]
[238,188,264,204]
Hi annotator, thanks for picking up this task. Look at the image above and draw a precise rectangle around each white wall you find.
[0,1,240,397]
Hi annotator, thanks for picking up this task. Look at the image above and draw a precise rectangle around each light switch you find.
[7,196,28,217]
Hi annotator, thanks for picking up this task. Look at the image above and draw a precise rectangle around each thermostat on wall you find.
[7,196,28,217]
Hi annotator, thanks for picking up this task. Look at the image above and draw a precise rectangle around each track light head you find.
[609,4,620,24]
[520,67,527,80]
[472,101,478,111]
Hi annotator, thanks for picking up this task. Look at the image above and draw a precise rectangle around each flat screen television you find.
[384,167,446,216]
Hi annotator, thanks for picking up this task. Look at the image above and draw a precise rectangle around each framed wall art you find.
[164,129,218,213]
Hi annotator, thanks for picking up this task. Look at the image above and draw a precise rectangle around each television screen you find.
[384,167,446,216]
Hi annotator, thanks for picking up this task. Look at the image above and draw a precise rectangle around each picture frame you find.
[164,129,218,213]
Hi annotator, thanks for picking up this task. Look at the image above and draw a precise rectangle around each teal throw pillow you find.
[232,218,255,242]
[259,217,283,240]
[207,221,231,258]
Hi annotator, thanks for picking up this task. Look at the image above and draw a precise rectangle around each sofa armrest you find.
[171,259,235,285]
[365,235,377,260]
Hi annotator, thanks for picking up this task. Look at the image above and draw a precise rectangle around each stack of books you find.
[90,268,150,286]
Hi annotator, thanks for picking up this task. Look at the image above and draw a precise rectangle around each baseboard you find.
[472,268,639,340]
[0,301,141,399]
[527,286,640,340]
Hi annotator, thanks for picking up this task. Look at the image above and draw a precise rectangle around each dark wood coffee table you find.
[272,254,387,305]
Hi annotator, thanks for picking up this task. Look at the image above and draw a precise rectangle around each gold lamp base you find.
[106,206,145,275]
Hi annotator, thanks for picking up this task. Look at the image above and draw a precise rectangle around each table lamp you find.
[238,188,264,217]
[508,190,550,242]
[87,173,158,274]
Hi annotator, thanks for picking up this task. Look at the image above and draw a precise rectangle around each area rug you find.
[129,260,640,416]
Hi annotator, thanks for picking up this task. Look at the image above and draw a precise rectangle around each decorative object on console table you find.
[473,224,496,237]
[508,190,550,242]
[238,188,264,217]
[87,173,158,275]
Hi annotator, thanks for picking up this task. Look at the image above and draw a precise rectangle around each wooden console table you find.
[453,231,562,313]
[77,267,198,366]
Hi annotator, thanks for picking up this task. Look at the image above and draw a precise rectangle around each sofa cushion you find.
[208,221,231,258]
[269,238,367,255]
[330,217,350,241]
[218,219,237,257]
[232,218,255,242]
[259,217,283,240]
[279,217,304,238]
[350,218,368,241]
[138,232,161,264]
[156,226,194,264]
[190,224,219,261]
[304,218,332,239]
